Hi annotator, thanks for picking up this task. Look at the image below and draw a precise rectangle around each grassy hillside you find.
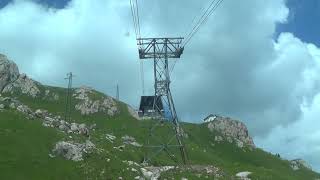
[0,84,319,179]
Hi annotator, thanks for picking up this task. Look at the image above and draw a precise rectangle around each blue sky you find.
[276,0,320,46]
[0,0,71,9]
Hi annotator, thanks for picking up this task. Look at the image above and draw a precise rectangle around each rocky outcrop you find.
[140,165,222,180]
[206,115,255,148]
[52,140,95,161]
[236,171,252,180]
[2,73,40,97]
[44,89,59,101]
[0,54,40,97]
[0,97,91,136]
[106,134,117,143]
[0,54,19,91]
[141,166,175,180]
[73,86,119,116]
[290,159,312,171]
[122,135,142,147]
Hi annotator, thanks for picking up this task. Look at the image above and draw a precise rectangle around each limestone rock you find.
[180,165,221,177]
[214,135,223,142]
[101,97,118,116]
[44,89,59,101]
[52,140,95,161]
[2,73,40,97]
[78,123,89,135]
[0,54,19,91]
[236,171,252,180]
[106,134,117,143]
[17,104,34,116]
[35,109,49,118]
[122,135,142,147]
[70,123,78,131]
[207,115,255,148]
[141,166,175,180]
[73,86,119,116]
[290,160,299,171]
[52,141,83,161]
[290,159,312,171]
[113,145,125,151]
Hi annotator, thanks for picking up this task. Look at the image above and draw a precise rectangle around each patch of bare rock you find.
[0,54,19,92]
[0,54,41,97]
[139,165,223,180]
[290,159,313,171]
[73,86,119,116]
[235,171,252,180]
[51,140,96,161]
[2,73,40,97]
[205,114,255,148]
[122,160,223,180]
[0,97,92,136]
[122,135,142,147]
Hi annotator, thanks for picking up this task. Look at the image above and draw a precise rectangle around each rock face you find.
[207,115,255,148]
[236,171,252,180]
[140,165,222,180]
[52,140,95,161]
[122,135,142,147]
[2,73,40,97]
[0,54,40,97]
[0,54,19,91]
[1,97,91,136]
[290,159,312,171]
[141,166,175,180]
[73,86,119,116]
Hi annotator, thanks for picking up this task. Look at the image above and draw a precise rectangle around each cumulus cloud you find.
[0,0,320,171]
[0,0,141,103]
[255,92,320,172]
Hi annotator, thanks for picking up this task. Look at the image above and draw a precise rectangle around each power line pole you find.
[116,84,119,101]
[137,37,188,165]
[64,72,74,122]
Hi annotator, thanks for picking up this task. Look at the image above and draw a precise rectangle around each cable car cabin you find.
[138,96,164,119]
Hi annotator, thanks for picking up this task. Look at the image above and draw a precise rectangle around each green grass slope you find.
[0,84,319,179]
[0,110,81,180]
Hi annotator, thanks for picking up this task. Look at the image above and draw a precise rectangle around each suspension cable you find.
[183,0,224,47]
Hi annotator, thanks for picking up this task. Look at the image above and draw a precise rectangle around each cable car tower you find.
[137,37,187,164]
[129,0,224,165]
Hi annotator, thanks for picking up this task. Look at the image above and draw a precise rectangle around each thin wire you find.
[183,0,224,47]
[184,0,224,46]
[140,60,145,95]
[169,60,177,75]
[183,0,220,46]
[130,0,138,39]
[135,0,141,38]
[184,0,218,43]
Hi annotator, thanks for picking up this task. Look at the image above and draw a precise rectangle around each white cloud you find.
[255,93,320,172]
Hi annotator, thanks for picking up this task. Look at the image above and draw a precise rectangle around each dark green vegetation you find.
[1,85,319,179]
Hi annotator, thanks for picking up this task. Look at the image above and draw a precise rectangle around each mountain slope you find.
[1,54,319,179]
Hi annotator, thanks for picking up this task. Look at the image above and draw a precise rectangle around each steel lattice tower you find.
[137,37,187,164]
[64,72,74,122]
